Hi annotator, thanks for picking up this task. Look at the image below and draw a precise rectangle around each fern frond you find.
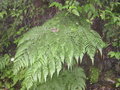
[13,11,104,89]
[30,67,86,90]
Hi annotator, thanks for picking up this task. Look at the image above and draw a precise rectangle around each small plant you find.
[50,0,80,16]
[108,51,120,60]
[108,40,120,60]
[116,78,120,87]
[89,67,100,84]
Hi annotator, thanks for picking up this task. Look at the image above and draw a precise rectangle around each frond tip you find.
[13,11,104,89]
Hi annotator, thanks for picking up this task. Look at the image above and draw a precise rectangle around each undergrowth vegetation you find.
[0,0,48,53]
[0,0,120,90]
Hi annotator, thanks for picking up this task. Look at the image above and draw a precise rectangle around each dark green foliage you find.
[0,54,10,70]
[103,24,120,42]
[0,0,48,52]
[0,0,28,52]
[0,54,13,89]
[13,11,104,89]
[104,25,120,60]
[89,67,100,84]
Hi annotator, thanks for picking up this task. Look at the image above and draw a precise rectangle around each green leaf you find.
[72,9,80,16]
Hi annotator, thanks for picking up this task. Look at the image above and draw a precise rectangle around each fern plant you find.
[13,11,104,89]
